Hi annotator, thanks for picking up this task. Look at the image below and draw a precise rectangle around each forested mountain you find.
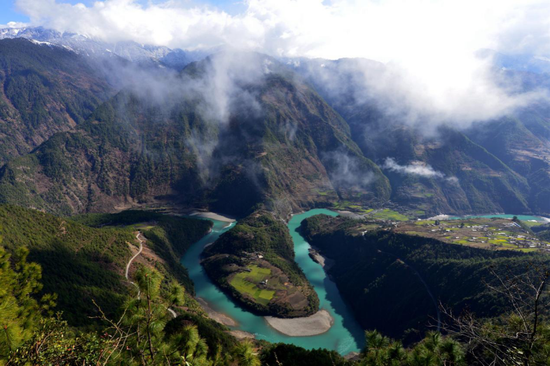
[0,39,547,217]
[0,46,390,217]
[293,58,550,217]
[0,205,211,325]
[0,38,113,165]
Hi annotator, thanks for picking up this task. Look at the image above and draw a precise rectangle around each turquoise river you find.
[181,209,364,355]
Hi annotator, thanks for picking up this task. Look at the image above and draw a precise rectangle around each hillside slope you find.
[294,58,548,216]
[0,39,112,165]
[0,205,210,325]
[0,50,390,217]
[300,214,550,343]
[466,106,550,215]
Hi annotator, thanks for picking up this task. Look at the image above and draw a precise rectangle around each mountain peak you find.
[0,26,207,70]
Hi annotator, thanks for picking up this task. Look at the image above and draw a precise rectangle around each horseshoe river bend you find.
[181,209,364,355]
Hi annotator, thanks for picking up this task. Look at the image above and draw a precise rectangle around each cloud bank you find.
[12,0,550,126]
[15,0,550,59]
[383,158,458,183]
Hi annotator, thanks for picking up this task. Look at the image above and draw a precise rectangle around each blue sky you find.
[0,0,240,26]
[0,0,28,25]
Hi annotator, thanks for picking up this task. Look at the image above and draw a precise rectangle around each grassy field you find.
[332,201,374,214]
[229,265,275,306]
[331,202,422,221]
[370,209,409,221]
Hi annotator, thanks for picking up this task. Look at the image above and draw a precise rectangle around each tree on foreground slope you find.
[0,242,260,365]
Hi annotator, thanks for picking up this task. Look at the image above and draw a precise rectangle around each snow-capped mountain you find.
[0,26,208,69]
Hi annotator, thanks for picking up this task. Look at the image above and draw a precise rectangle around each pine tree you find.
[0,245,43,359]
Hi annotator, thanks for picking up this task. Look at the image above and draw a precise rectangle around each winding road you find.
[125,231,176,318]
[126,232,144,298]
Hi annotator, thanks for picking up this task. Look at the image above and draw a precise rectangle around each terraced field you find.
[229,265,275,305]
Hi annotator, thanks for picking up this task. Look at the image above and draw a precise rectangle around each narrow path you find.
[126,232,144,298]
[167,308,177,318]
[125,231,176,318]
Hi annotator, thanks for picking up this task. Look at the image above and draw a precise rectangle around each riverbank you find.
[196,297,238,327]
[265,310,334,336]
[308,247,334,270]
[228,330,255,340]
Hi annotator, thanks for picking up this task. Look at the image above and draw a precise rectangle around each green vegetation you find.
[203,211,319,317]
[359,331,465,366]
[369,209,409,221]
[230,265,275,306]
[0,205,211,326]
[2,38,550,365]
[5,249,550,365]
[0,245,49,359]
[301,214,550,344]
[0,204,134,326]
[330,203,414,222]
[0,243,472,365]
[0,253,261,365]
[72,210,212,294]
[332,201,374,214]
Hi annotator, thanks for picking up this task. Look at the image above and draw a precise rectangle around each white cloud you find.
[0,21,29,28]
[383,158,458,182]
[494,2,550,56]
[14,0,548,58]
[12,0,550,126]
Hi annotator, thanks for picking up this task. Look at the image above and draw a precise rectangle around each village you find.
[391,217,550,252]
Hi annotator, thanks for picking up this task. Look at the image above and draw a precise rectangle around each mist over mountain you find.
[0,26,209,70]
[0,26,548,217]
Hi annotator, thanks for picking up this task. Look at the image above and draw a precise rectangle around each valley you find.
[0,24,550,365]
[182,209,364,354]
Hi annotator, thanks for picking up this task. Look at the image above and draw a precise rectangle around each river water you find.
[181,209,364,354]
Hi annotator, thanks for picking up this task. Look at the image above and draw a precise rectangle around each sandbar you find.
[190,211,236,223]
[265,310,334,336]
